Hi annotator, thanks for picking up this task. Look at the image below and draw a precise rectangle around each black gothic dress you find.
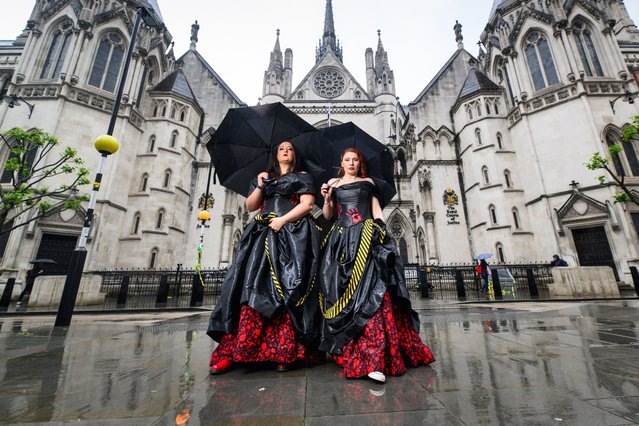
[319,181,434,377]
[207,172,321,365]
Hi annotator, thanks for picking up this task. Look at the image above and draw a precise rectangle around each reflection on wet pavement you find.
[2,302,639,424]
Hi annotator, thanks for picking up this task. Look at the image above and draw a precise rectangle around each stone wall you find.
[549,267,619,298]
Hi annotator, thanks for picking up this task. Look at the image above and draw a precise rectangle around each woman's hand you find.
[320,183,332,203]
[257,172,269,189]
[268,217,287,232]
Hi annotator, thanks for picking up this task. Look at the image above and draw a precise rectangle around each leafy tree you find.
[585,115,639,206]
[0,128,90,235]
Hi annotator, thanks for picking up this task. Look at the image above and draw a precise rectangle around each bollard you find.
[419,266,429,298]
[0,278,16,310]
[526,268,539,298]
[116,275,130,308]
[189,274,204,307]
[155,275,169,306]
[455,269,466,299]
[491,268,503,299]
[630,266,639,297]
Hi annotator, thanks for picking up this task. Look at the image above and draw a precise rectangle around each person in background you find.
[550,254,568,267]
[479,259,490,293]
[17,263,44,306]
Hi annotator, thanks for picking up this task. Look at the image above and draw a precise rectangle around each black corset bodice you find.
[333,181,377,227]
[256,172,315,216]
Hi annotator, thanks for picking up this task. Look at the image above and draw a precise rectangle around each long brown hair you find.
[338,147,367,178]
[267,141,297,178]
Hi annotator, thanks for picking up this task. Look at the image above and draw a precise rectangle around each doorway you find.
[34,233,78,275]
[571,226,618,280]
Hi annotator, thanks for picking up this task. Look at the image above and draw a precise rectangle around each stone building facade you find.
[0,0,638,284]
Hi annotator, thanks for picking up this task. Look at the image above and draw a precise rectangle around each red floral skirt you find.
[210,305,315,366]
[342,292,435,378]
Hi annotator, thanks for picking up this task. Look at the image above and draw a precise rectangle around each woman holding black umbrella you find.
[319,147,434,383]
[207,141,321,374]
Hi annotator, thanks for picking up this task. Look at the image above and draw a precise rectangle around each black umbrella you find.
[206,103,316,197]
[292,122,396,208]
[29,258,56,264]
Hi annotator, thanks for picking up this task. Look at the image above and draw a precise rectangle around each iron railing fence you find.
[97,268,225,309]
[96,262,555,309]
[404,262,554,301]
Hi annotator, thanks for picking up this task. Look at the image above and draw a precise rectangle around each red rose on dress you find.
[290,194,300,206]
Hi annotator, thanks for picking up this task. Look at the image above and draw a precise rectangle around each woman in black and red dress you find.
[319,147,434,383]
[207,141,321,373]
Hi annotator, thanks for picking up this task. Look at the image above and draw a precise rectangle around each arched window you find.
[496,133,504,149]
[179,109,186,122]
[476,103,482,117]
[149,247,159,269]
[504,169,512,187]
[397,149,407,176]
[399,237,408,261]
[140,173,148,192]
[354,90,361,99]
[40,20,73,80]
[622,134,639,177]
[606,134,626,177]
[494,101,500,115]
[496,243,505,263]
[476,128,482,145]
[486,102,492,115]
[170,105,177,119]
[524,31,559,91]
[148,136,155,152]
[489,204,498,225]
[163,169,172,188]
[132,213,141,234]
[152,103,159,117]
[88,32,125,92]
[512,207,521,229]
[482,166,490,184]
[156,209,165,229]
[297,91,304,100]
[467,106,473,120]
[573,20,603,77]
[170,131,178,148]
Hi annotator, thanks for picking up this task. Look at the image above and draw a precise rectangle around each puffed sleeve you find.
[291,172,316,195]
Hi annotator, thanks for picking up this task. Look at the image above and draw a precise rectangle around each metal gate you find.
[571,226,618,280]
[34,233,78,275]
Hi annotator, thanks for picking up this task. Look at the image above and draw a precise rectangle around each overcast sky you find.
[2,1,638,105]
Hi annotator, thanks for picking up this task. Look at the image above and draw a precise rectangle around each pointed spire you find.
[190,20,199,51]
[454,20,463,50]
[273,29,281,53]
[376,29,384,51]
[316,0,343,63]
[324,0,335,39]
[267,29,283,74]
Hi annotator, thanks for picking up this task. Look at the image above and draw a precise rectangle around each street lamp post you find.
[55,7,158,327]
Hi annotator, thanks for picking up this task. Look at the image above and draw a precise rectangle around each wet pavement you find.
[2,300,639,425]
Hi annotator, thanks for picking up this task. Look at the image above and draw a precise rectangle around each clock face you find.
[313,68,346,98]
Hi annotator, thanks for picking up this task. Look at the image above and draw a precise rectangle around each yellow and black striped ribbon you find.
[320,219,376,319]
[262,212,315,307]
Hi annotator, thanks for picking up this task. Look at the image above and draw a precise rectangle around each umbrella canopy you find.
[292,122,396,208]
[29,258,56,264]
[475,253,493,260]
[206,103,316,197]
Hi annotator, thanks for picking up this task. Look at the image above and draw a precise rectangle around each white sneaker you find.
[367,371,386,383]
